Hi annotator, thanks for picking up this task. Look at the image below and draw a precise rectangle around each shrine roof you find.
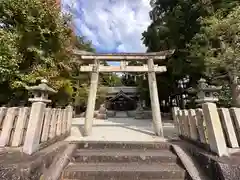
[71,49,175,61]
[108,90,134,101]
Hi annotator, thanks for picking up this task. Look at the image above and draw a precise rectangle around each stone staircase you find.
[61,142,189,180]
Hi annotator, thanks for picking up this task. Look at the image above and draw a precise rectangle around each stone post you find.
[49,108,58,139]
[0,107,18,147]
[218,108,238,148]
[147,58,163,136]
[182,110,190,138]
[84,59,100,136]
[23,79,57,155]
[0,107,7,126]
[177,110,184,136]
[195,109,208,144]
[202,103,228,156]
[11,107,30,147]
[172,107,180,134]
[66,105,73,133]
[229,108,240,144]
[41,108,52,142]
[188,109,198,141]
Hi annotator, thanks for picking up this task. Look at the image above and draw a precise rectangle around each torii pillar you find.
[148,58,164,136]
[84,59,100,136]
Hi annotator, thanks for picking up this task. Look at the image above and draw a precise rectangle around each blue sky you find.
[62,0,151,53]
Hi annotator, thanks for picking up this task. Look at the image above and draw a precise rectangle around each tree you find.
[142,0,207,108]
[141,0,239,109]
[189,6,240,107]
[0,0,73,105]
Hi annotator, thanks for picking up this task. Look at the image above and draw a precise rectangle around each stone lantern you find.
[195,78,222,104]
[188,78,222,106]
[23,79,57,155]
[26,79,57,103]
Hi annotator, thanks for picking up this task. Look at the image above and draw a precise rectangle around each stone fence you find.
[0,105,72,154]
[0,80,74,155]
[172,102,240,157]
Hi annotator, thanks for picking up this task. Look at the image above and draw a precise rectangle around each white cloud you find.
[62,0,151,53]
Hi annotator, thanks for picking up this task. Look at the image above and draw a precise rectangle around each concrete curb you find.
[40,143,77,180]
[171,144,210,180]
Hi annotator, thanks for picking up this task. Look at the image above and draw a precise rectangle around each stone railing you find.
[39,106,73,146]
[0,106,72,150]
[0,80,73,155]
[172,102,240,157]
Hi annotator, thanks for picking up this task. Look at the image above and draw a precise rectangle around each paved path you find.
[65,117,177,142]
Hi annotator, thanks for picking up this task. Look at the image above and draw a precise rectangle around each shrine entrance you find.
[73,50,174,137]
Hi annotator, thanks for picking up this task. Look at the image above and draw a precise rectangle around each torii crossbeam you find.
[72,49,175,137]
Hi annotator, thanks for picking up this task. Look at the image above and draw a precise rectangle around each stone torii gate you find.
[73,50,174,137]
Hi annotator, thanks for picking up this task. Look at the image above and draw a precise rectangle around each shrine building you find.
[101,86,139,111]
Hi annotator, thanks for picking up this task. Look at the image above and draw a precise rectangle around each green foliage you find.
[2,0,73,83]
[0,0,74,105]
[189,6,240,106]
[192,6,240,76]
[73,36,95,53]
[100,73,122,87]
[0,30,20,82]
[218,84,232,107]
[142,0,239,108]
[142,0,207,106]
[0,0,106,108]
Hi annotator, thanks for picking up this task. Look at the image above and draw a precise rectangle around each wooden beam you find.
[79,65,167,72]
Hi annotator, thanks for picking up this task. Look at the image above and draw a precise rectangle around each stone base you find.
[126,111,136,117]
[79,111,99,118]
[95,113,107,119]
[106,111,116,117]
[0,141,68,180]
[135,111,152,119]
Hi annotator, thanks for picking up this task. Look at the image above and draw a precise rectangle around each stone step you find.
[63,178,185,180]
[62,162,186,180]
[73,149,178,163]
[73,141,171,150]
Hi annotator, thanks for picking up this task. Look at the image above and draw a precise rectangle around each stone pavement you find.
[65,117,177,142]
